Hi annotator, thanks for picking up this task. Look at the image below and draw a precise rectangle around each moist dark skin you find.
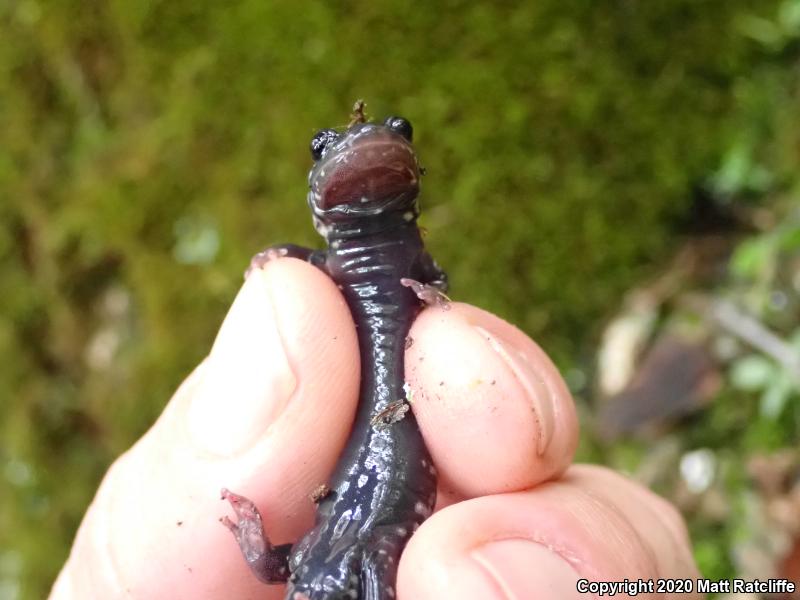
[221,106,448,600]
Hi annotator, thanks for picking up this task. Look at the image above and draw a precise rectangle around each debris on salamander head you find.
[349,99,367,126]
[309,484,331,504]
[370,399,410,429]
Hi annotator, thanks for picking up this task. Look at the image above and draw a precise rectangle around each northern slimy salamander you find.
[221,102,448,600]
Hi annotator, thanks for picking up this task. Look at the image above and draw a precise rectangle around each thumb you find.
[49,259,359,600]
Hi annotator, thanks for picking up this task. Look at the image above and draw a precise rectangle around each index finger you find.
[406,303,579,503]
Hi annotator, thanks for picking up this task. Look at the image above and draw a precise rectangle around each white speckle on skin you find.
[312,215,329,237]
[386,587,395,598]
[414,502,430,517]
[396,527,407,537]
[332,509,353,540]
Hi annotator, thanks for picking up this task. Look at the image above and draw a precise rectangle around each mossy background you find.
[2,1,799,598]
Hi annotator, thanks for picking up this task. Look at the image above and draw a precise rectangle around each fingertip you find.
[400,534,583,600]
[185,257,359,463]
[567,465,700,580]
[259,258,356,387]
[406,303,578,498]
[471,540,584,600]
[399,493,584,600]
[400,471,700,600]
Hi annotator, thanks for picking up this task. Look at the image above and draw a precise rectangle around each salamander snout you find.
[308,117,421,213]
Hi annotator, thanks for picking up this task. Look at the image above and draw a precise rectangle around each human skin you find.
[49,258,700,600]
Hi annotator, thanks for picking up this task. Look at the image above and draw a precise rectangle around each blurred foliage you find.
[694,5,800,579]
[590,0,800,585]
[1,0,798,597]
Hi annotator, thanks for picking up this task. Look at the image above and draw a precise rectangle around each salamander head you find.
[306,113,421,232]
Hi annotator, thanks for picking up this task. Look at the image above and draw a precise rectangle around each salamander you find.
[221,102,448,600]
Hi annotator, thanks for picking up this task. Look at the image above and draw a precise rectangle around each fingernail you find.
[188,268,297,456]
[471,540,582,600]
[473,326,556,455]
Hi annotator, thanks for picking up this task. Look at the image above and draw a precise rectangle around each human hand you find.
[50,258,700,599]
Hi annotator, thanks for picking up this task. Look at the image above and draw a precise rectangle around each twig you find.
[682,293,800,384]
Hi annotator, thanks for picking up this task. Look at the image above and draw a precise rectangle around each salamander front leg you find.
[417,251,449,293]
[246,243,327,278]
[401,277,451,309]
[220,488,292,584]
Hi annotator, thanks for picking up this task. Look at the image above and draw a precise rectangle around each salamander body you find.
[222,105,447,600]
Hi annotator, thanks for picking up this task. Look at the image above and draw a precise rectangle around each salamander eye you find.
[383,116,413,142]
[310,129,339,161]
